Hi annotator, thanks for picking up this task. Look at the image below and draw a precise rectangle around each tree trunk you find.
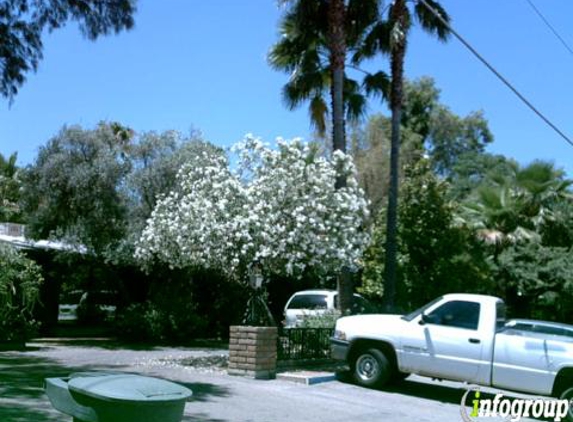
[384,0,407,312]
[328,0,353,315]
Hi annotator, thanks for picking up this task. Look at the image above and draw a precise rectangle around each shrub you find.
[0,244,43,342]
[113,266,249,344]
[114,300,208,344]
[298,310,340,329]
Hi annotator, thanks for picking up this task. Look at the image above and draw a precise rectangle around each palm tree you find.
[459,161,572,315]
[269,1,386,141]
[460,160,572,250]
[358,0,450,310]
[270,0,387,313]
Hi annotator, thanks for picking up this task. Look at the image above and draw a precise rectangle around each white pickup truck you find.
[331,294,573,401]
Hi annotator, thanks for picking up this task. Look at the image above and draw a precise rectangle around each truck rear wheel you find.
[353,348,391,388]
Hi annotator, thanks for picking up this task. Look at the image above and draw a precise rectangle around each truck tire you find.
[393,371,410,382]
[353,348,391,388]
[559,386,573,422]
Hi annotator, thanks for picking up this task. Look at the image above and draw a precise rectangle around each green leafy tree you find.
[0,152,22,222]
[447,152,515,200]
[0,243,43,343]
[21,123,132,256]
[398,160,490,306]
[399,77,493,176]
[541,199,573,247]
[0,0,136,100]
[349,112,421,215]
[496,243,573,321]
[428,108,492,176]
[350,77,492,214]
[360,158,490,310]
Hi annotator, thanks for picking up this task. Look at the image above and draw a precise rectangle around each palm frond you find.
[282,70,324,110]
[346,92,367,123]
[309,95,328,135]
[352,21,392,64]
[414,0,450,41]
[290,0,328,36]
[363,71,390,100]
[346,0,380,45]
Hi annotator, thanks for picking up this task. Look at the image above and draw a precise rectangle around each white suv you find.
[283,289,371,327]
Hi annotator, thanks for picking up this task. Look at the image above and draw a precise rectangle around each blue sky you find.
[1,0,572,177]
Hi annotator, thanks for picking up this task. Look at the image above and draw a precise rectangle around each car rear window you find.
[87,291,118,306]
[60,291,83,304]
[287,294,328,310]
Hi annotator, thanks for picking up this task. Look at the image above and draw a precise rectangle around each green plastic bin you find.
[45,372,192,422]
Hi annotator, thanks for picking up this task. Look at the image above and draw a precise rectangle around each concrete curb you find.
[276,371,336,385]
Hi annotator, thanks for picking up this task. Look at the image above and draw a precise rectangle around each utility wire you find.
[524,0,573,58]
[416,0,573,149]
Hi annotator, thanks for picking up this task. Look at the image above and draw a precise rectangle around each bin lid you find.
[68,374,192,403]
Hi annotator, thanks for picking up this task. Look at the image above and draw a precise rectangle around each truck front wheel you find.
[353,348,391,388]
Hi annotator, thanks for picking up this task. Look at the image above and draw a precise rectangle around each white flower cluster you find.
[135,135,370,280]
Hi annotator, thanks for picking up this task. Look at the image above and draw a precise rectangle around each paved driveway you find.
[0,339,543,422]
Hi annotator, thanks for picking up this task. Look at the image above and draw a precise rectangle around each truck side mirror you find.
[420,313,438,325]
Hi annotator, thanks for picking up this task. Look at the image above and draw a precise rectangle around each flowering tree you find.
[136,135,370,282]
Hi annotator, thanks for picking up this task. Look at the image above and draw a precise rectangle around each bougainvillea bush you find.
[136,135,370,281]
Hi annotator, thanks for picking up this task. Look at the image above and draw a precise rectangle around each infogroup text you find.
[460,385,570,422]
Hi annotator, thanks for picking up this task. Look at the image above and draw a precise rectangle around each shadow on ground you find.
[0,351,231,422]
[182,414,229,422]
[177,382,231,403]
[335,370,552,421]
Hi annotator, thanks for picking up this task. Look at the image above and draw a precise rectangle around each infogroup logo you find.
[460,385,570,422]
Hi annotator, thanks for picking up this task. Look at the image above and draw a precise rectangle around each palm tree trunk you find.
[328,0,353,315]
[329,0,346,157]
[384,0,407,312]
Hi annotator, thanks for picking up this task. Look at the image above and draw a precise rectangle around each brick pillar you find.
[228,326,277,379]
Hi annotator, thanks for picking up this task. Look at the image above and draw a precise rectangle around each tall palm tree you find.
[270,0,387,313]
[358,0,450,310]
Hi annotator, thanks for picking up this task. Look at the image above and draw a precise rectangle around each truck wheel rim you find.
[356,354,379,381]
[560,387,573,418]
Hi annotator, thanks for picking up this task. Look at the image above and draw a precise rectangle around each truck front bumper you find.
[330,338,350,361]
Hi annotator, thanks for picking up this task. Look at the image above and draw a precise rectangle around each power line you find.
[524,0,573,58]
[416,0,573,149]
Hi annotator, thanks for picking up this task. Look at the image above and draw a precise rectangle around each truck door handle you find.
[469,338,481,344]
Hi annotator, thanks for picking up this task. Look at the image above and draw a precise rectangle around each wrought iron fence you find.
[277,327,334,361]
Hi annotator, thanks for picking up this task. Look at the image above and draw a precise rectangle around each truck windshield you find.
[401,296,443,322]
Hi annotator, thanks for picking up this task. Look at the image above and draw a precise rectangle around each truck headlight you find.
[334,330,346,341]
